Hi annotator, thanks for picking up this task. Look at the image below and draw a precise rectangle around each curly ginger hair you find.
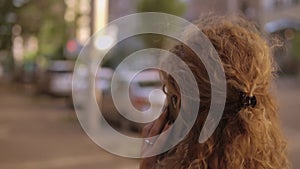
[156,15,290,169]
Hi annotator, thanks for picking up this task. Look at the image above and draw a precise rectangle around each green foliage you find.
[38,19,66,59]
[18,0,67,60]
[102,0,187,68]
[291,31,300,61]
[0,0,74,77]
[0,0,16,73]
[0,0,16,50]
[137,0,186,48]
[137,0,186,16]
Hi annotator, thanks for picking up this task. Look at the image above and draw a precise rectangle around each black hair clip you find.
[240,92,257,108]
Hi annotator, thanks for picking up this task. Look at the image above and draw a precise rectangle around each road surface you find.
[0,77,299,168]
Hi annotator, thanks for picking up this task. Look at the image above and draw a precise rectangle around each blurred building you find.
[240,0,300,29]
[184,0,300,29]
[108,0,138,22]
[89,0,300,73]
[185,0,229,20]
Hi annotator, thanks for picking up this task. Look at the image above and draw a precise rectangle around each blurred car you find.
[130,70,165,112]
[70,66,113,109]
[36,60,74,97]
[97,69,165,131]
[96,68,120,126]
[264,19,300,33]
[0,64,3,79]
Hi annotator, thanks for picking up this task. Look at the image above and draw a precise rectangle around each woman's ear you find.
[171,95,178,109]
[167,94,180,123]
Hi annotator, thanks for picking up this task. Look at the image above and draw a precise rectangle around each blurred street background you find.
[0,0,300,168]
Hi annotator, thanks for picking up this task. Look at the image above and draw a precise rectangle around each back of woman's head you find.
[159,15,290,169]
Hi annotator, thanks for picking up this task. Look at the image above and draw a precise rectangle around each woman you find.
[140,15,290,169]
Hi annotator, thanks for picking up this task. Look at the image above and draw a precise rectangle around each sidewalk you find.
[276,77,300,168]
[0,83,139,169]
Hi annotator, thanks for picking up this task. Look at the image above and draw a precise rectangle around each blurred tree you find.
[0,0,17,74]
[137,0,186,48]
[137,0,186,16]
[102,0,186,69]
[290,31,300,74]
[16,0,67,61]
[291,31,300,61]
[0,0,70,76]
[276,30,300,76]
